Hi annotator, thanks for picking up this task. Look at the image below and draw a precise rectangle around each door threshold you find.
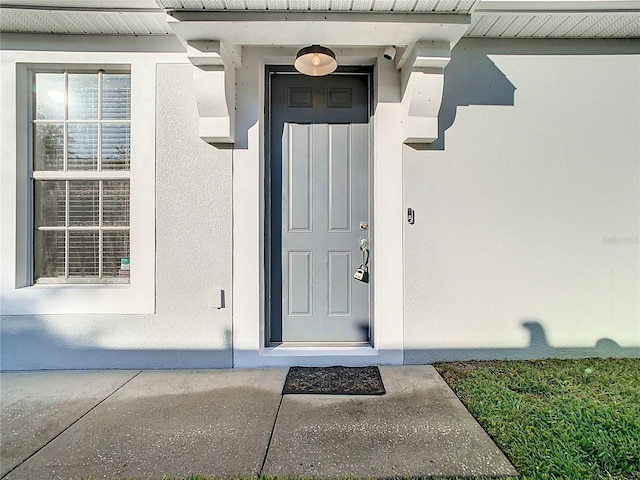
[263,343,378,358]
[234,344,402,368]
[270,341,371,348]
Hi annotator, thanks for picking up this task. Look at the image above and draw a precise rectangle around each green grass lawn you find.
[434,357,640,480]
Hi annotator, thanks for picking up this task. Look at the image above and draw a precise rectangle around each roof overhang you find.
[4,1,635,143]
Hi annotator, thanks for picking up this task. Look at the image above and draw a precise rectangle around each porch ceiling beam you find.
[167,12,471,47]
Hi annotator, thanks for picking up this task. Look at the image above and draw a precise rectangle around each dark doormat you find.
[282,366,386,395]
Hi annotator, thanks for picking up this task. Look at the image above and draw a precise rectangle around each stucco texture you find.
[404,38,640,364]
[1,63,233,370]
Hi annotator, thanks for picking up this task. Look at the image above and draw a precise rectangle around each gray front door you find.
[269,69,371,343]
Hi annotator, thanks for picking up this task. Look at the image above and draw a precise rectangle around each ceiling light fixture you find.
[294,45,337,76]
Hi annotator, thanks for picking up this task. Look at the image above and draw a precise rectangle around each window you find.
[32,70,131,284]
[3,59,154,314]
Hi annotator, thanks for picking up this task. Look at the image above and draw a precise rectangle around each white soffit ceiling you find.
[0,9,173,34]
[470,0,640,37]
[0,0,639,37]
[467,12,640,37]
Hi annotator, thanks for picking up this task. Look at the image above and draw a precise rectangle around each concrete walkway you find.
[1,366,517,479]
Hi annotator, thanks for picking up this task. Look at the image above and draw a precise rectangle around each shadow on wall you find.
[2,307,638,370]
[0,315,233,371]
[1,292,233,370]
[421,43,516,151]
[415,38,640,151]
[404,319,640,365]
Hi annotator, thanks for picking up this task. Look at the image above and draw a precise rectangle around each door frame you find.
[231,47,404,368]
[264,65,374,347]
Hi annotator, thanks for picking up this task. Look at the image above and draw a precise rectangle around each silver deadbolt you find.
[359,221,368,231]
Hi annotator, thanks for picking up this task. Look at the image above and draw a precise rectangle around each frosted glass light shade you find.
[294,45,337,76]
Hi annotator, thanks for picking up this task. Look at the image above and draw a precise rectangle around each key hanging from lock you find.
[353,238,370,283]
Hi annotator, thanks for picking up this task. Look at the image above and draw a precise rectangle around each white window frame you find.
[31,69,131,285]
[1,57,156,315]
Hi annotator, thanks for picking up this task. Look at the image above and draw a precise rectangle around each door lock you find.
[353,267,369,283]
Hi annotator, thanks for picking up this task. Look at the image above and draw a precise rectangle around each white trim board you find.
[0,47,189,315]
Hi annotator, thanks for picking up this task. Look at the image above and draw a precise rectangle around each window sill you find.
[1,280,154,315]
[34,278,130,285]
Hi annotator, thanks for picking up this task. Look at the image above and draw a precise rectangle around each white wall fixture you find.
[186,40,240,143]
[210,289,225,309]
[400,41,451,144]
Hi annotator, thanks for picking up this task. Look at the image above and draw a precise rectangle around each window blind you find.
[32,71,131,284]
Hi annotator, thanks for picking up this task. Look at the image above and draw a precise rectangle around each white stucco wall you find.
[0,36,233,370]
[404,38,640,363]
[2,34,638,370]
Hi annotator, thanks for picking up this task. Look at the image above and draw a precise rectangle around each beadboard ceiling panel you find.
[1,1,638,37]
[0,8,173,34]
[466,12,640,37]
[155,0,476,12]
